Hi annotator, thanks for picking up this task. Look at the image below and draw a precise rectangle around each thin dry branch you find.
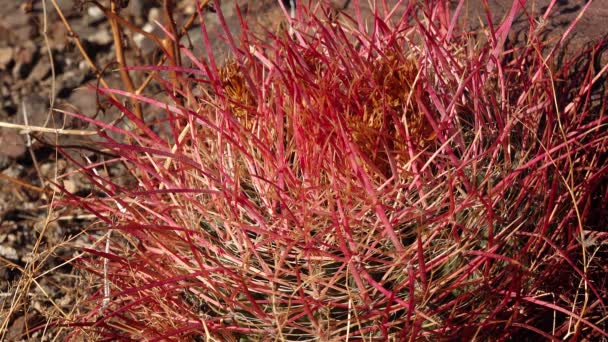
[49,0,116,101]
[108,0,143,120]
[0,121,97,136]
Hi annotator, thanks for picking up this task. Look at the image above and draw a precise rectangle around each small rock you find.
[148,7,161,23]
[18,94,50,127]
[0,155,9,170]
[83,5,106,26]
[49,22,69,50]
[27,59,51,82]
[78,60,88,71]
[11,63,27,81]
[67,88,98,117]
[87,5,105,21]
[63,178,77,194]
[11,42,37,79]
[181,4,196,16]
[14,42,36,65]
[0,129,26,159]
[0,47,13,70]
[6,315,26,341]
[39,162,52,177]
[2,164,24,179]
[128,0,155,22]
[86,29,113,45]
[20,1,33,13]
[0,10,35,41]
[134,22,160,53]
[0,244,18,260]
[56,70,86,97]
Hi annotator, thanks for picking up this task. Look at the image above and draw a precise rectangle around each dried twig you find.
[49,0,115,97]
[108,0,143,120]
[0,121,97,136]
[163,0,182,89]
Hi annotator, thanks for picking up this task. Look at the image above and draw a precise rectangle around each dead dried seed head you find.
[349,53,436,173]
[218,60,256,128]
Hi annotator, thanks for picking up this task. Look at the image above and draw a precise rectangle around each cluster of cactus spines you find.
[59,0,607,340]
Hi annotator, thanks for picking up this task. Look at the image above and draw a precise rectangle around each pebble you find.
[56,69,86,97]
[128,0,150,23]
[0,155,9,170]
[86,29,113,46]
[0,47,13,70]
[148,7,161,23]
[11,42,37,80]
[0,9,35,41]
[87,6,105,21]
[0,129,26,159]
[67,88,98,117]
[134,22,160,54]
[27,58,51,82]
[18,93,50,127]
[0,245,18,260]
